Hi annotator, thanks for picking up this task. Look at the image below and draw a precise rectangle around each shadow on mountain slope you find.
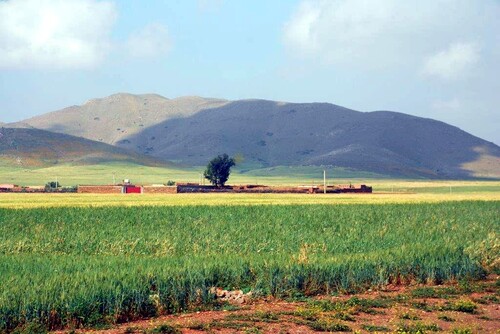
[121,100,500,179]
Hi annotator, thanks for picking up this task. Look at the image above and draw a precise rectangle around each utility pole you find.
[323,170,326,194]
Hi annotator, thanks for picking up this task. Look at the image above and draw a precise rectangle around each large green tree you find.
[203,153,235,187]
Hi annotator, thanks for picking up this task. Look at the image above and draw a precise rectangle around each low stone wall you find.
[75,184,372,194]
[142,186,177,194]
[232,186,314,193]
[177,184,316,194]
[177,185,231,193]
[77,185,123,194]
[177,184,371,194]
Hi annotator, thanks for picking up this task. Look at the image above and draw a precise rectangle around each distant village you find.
[0,180,372,194]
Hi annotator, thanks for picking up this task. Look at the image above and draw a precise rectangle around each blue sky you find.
[0,0,499,144]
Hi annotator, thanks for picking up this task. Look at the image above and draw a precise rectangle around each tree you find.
[203,154,235,187]
[44,181,60,192]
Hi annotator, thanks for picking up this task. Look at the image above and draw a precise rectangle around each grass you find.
[239,165,387,179]
[306,297,393,315]
[400,312,421,320]
[441,300,478,313]
[437,315,455,322]
[0,201,497,332]
[225,311,280,323]
[308,320,351,332]
[473,295,499,304]
[396,322,441,333]
[0,163,200,187]
[0,162,499,189]
[148,324,180,334]
[0,163,387,186]
[451,329,473,334]
[0,162,419,187]
[362,324,390,332]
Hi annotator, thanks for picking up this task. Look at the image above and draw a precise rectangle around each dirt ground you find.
[53,276,499,334]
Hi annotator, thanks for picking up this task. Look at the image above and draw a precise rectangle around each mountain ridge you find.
[8,93,500,179]
[9,93,229,145]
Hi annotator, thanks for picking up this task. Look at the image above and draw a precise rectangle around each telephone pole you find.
[323,170,326,194]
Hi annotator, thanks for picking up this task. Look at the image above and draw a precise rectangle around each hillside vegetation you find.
[0,128,165,168]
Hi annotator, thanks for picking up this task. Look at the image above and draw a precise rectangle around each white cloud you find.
[0,0,117,70]
[284,0,398,64]
[422,43,479,80]
[283,0,499,70]
[283,2,322,56]
[125,23,171,59]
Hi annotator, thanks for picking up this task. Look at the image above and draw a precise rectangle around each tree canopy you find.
[203,154,235,187]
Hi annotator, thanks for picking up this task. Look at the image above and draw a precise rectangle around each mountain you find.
[0,127,164,168]
[11,93,500,178]
[11,93,228,145]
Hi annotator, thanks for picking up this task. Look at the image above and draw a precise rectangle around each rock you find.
[215,288,228,298]
[209,286,253,304]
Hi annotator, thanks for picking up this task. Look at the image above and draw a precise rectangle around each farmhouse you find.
[0,184,18,192]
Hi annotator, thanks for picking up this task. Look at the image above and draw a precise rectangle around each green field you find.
[0,162,482,187]
[0,163,200,187]
[0,163,386,187]
[1,164,499,332]
[0,202,498,332]
[1,162,499,196]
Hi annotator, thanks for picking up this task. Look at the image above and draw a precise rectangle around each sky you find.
[0,0,499,144]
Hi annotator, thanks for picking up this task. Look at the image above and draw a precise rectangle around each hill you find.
[11,93,228,145]
[125,100,499,178]
[11,94,500,178]
[0,127,164,168]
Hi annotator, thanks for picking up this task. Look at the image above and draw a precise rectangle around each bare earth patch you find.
[52,276,499,334]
